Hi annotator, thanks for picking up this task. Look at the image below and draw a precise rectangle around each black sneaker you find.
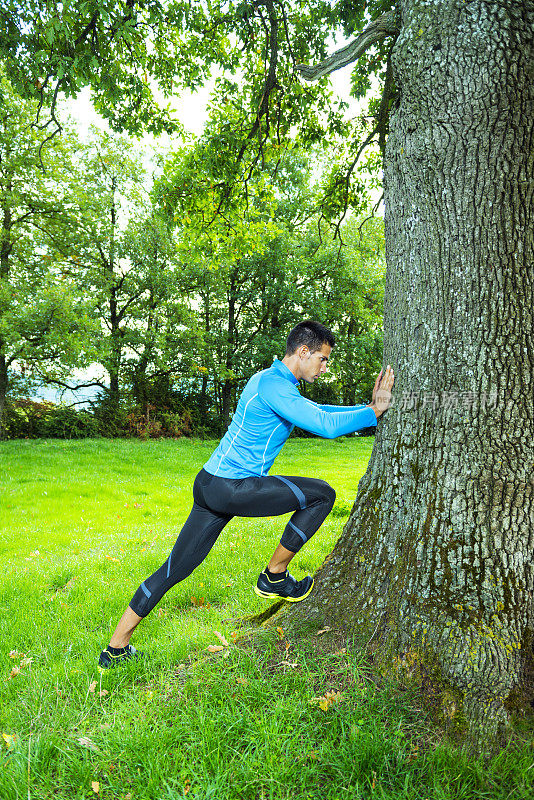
[254,570,314,602]
[98,644,143,671]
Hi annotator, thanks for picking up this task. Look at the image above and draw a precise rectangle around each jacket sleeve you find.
[259,376,377,438]
[318,403,370,413]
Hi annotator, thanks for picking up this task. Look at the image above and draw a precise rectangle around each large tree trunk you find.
[288,0,534,746]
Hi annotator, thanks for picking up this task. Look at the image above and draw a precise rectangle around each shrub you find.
[125,404,194,439]
[2,397,216,440]
[38,405,101,439]
[1,399,101,440]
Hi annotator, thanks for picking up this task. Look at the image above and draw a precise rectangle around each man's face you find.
[298,342,332,383]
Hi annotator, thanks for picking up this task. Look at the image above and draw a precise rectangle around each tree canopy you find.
[1,1,396,225]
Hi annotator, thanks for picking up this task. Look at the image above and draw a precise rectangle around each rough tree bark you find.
[288,0,534,746]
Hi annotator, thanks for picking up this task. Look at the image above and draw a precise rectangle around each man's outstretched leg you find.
[98,482,232,669]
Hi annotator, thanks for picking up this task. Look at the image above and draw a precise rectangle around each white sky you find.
[62,66,366,153]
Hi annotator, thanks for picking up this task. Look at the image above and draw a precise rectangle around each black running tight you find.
[129,468,336,617]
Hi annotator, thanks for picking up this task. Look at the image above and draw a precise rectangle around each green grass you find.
[0,438,532,800]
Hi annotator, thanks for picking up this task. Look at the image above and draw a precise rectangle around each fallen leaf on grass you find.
[78,737,99,752]
[214,631,229,647]
[7,666,20,680]
[91,780,100,794]
[207,645,224,653]
[2,733,17,751]
[6,654,33,680]
[276,627,285,640]
[191,596,211,608]
[184,779,191,795]
[309,690,343,711]
[317,626,331,636]
[371,770,377,789]
[98,690,109,697]
[88,680,97,693]
[157,608,165,618]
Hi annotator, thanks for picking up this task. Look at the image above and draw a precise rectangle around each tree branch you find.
[332,124,380,241]
[296,11,399,81]
[209,0,279,222]
[117,291,145,322]
[45,378,106,392]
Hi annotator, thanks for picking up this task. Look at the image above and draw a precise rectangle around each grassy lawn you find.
[0,437,532,799]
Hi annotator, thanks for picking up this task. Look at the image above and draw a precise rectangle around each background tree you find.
[158,135,384,430]
[0,75,95,435]
[64,131,150,418]
[3,1,357,216]
[120,208,195,412]
[295,215,385,408]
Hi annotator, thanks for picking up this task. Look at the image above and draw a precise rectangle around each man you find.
[99,320,394,668]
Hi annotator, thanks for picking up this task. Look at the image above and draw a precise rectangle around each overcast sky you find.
[62,64,364,150]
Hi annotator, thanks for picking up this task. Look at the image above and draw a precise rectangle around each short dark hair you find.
[285,320,335,355]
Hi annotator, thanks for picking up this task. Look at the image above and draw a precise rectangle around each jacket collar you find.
[271,358,299,385]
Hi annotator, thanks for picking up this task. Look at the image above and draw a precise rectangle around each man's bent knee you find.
[320,481,336,511]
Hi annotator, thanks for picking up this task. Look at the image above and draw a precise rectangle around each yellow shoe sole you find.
[254,578,314,603]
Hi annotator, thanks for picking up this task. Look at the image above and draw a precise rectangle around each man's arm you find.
[318,403,369,413]
[259,376,377,438]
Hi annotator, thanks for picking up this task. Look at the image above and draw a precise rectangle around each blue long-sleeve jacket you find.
[203,358,377,478]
